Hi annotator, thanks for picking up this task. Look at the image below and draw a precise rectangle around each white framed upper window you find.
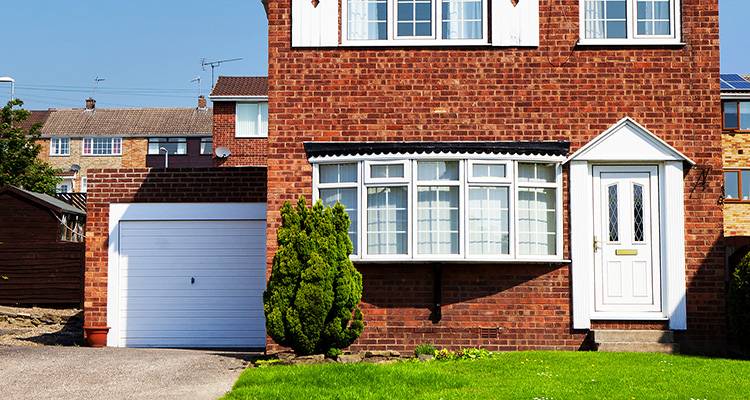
[148,137,187,155]
[343,0,488,45]
[579,0,680,45]
[50,137,70,156]
[235,102,268,138]
[82,137,122,156]
[313,157,563,262]
[200,137,213,155]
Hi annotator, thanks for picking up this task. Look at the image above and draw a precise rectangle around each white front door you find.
[593,165,662,313]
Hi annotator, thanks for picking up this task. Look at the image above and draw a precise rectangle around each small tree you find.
[264,197,364,355]
[729,250,750,352]
[0,99,60,194]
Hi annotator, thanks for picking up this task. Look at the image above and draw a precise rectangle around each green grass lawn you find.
[222,351,750,400]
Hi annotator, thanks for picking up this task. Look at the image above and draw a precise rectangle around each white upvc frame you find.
[413,159,464,260]
[577,0,682,46]
[50,137,70,156]
[235,102,269,138]
[465,160,514,260]
[106,202,267,347]
[341,0,489,46]
[313,162,363,256]
[82,137,122,156]
[312,153,566,263]
[514,162,564,261]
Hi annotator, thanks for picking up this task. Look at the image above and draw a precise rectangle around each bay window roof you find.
[304,141,570,160]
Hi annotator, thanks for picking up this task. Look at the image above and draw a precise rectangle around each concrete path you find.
[0,346,253,400]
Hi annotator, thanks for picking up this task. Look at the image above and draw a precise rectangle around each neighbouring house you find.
[82,0,725,354]
[36,97,213,193]
[721,74,750,262]
[209,76,268,166]
[0,186,85,306]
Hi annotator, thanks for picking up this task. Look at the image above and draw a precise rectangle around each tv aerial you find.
[201,57,243,85]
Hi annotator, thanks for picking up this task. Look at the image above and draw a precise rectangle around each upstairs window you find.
[724,169,750,202]
[50,137,70,156]
[236,103,268,138]
[723,101,750,131]
[580,0,680,44]
[148,138,187,155]
[200,137,213,155]
[82,137,121,156]
[345,0,487,44]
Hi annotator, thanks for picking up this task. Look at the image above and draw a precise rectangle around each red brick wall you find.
[267,0,724,352]
[83,167,267,329]
[212,101,268,166]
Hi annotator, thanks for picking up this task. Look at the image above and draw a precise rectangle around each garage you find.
[107,203,266,349]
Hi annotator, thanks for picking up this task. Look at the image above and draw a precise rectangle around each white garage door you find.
[117,219,266,348]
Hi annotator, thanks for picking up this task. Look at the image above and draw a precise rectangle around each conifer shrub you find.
[729,250,750,352]
[264,197,364,355]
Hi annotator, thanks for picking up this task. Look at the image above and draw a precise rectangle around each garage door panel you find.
[117,218,266,348]
[123,336,265,348]
[122,317,265,331]
[122,276,265,290]
[123,296,264,310]
[120,237,264,252]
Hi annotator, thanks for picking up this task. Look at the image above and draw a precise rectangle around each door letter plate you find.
[615,249,638,256]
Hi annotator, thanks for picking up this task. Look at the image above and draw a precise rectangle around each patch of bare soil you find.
[0,306,83,346]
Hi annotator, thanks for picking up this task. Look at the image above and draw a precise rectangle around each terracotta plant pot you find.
[84,327,110,347]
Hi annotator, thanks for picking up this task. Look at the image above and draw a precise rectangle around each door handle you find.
[593,236,600,253]
[190,277,195,285]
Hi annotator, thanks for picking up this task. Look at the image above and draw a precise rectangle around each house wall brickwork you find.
[722,132,750,237]
[266,0,724,352]
[212,101,268,166]
[83,167,267,330]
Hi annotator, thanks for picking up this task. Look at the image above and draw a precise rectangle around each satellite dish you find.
[215,146,231,158]
[70,164,81,172]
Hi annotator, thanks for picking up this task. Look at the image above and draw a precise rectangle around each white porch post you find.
[570,160,592,329]
[664,161,688,330]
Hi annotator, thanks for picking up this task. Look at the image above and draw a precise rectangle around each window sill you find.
[82,154,122,157]
[576,38,685,47]
[49,154,70,157]
[235,135,268,139]
[341,39,489,47]
[351,257,570,264]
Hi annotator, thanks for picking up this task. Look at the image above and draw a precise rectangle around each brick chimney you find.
[197,95,207,110]
[85,98,96,110]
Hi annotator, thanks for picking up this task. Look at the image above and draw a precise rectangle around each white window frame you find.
[342,0,489,46]
[50,137,70,156]
[235,102,269,138]
[313,162,362,256]
[578,0,682,46]
[312,155,564,262]
[82,137,122,156]
[81,176,88,193]
[514,162,564,261]
[147,137,187,155]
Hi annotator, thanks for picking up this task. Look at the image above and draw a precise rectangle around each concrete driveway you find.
[0,346,254,400]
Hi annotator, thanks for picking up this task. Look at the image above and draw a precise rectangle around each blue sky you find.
[0,1,746,109]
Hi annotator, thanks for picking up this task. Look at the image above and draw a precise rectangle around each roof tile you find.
[210,76,268,97]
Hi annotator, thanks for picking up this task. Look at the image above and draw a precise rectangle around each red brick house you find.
[83,0,724,353]
[209,76,268,166]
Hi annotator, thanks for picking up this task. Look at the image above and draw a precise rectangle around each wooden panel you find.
[292,0,339,47]
[0,244,84,305]
[491,0,539,47]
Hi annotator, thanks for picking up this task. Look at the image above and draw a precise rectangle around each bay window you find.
[344,0,487,44]
[313,157,562,261]
[82,137,122,156]
[580,0,680,44]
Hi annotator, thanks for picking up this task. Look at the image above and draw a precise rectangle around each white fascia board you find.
[209,96,268,102]
[721,92,750,100]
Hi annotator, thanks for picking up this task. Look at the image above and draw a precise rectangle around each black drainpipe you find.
[430,264,443,323]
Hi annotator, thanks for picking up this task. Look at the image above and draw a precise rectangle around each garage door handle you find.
[191,277,195,285]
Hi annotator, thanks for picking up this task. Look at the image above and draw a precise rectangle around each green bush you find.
[264,197,365,356]
[729,250,750,351]
[434,348,456,360]
[457,348,492,360]
[414,343,436,357]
